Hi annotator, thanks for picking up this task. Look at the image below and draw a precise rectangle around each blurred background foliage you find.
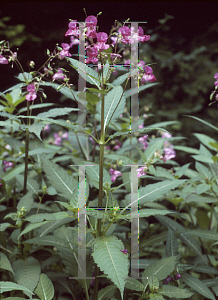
[0,12,218,166]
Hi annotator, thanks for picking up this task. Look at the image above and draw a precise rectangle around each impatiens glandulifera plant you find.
[1,11,218,300]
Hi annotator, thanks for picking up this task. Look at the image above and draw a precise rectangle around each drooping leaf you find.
[19,221,52,238]
[92,235,128,300]
[124,278,144,292]
[117,209,174,220]
[20,123,45,141]
[182,273,216,300]
[0,252,15,274]
[25,214,57,223]
[0,281,34,294]
[12,256,41,298]
[37,107,77,118]
[184,194,218,203]
[98,285,117,300]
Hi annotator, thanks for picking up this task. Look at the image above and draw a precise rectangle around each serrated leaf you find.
[143,138,165,163]
[135,180,186,206]
[155,215,186,232]
[124,82,159,99]
[192,265,218,274]
[96,86,126,132]
[195,162,212,180]
[179,233,206,263]
[25,214,57,223]
[194,133,217,151]
[0,252,15,274]
[19,221,51,238]
[16,148,55,162]
[173,145,199,154]
[184,194,218,203]
[17,192,34,213]
[20,123,45,141]
[159,285,194,298]
[118,209,173,220]
[92,235,128,300]
[66,57,101,88]
[192,155,214,163]
[124,278,144,291]
[42,159,77,202]
[111,68,138,86]
[174,163,191,178]
[184,229,218,240]
[149,293,164,300]
[182,273,216,300]
[166,229,179,257]
[195,183,211,194]
[34,273,54,300]
[0,281,34,294]
[142,256,177,281]
[12,256,41,298]
[85,164,111,189]
[98,285,117,300]
[37,107,77,118]
[24,235,70,249]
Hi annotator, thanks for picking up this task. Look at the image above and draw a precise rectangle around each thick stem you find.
[23,101,30,196]
[93,91,105,300]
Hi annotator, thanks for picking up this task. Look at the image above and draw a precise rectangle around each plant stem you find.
[23,101,30,195]
[93,90,105,300]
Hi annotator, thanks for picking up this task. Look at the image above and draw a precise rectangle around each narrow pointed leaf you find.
[159,285,194,298]
[0,252,15,274]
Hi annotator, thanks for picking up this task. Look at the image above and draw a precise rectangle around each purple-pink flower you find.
[26,84,37,101]
[3,160,14,172]
[59,43,72,59]
[120,249,128,254]
[0,54,8,64]
[109,168,122,182]
[52,68,66,81]
[137,166,147,178]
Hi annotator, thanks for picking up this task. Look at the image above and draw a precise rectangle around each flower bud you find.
[29,61,35,68]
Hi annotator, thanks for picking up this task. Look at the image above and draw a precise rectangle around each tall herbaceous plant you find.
[1,10,218,300]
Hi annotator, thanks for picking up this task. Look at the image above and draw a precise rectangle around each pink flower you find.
[53,133,62,146]
[162,132,172,138]
[3,160,14,172]
[62,132,68,139]
[215,81,218,87]
[70,36,79,47]
[119,26,131,37]
[138,135,148,150]
[109,168,122,182]
[144,66,153,74]
[163,148,176,162]
[137,166,147,178]
[85,15,97,27]
[141,74,156,84]
[120,249,128,254]
[65,20,79,37]
[59,43,72,59]
[43,124,50,132]
[137,26,150,42]
[214,73,218,80]
[97,32,108,43]
[52,68,66,81]
[26,84,37,101]
[86,45,99,64]
[0,54,8,64]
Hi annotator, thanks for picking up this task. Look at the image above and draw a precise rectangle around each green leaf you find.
[18,102,54,114]
[25,213,57,223]
[195,162,212,180]
[0,281,34,294]
[191,155,214,164]
[25,235,70,249]
[195,184,211,194]
[66,57,101,88]
[20,123,45,141]
[192,265,218,275]
[34,273,54,300]
[149,294,165,300]
[155,215,186,232]
[184,229,218,240]
[182,273,216,300]
[2,164,26,182]
[42,159,77,202]
[85,163,111,189]
[104,153,136,164]
[92,235,128,300]
[194,133,217,151]
[166,229,179,257]
[98,285,117,300]
[142,256,177,281]
[16,72,32,82]
[37,107,78,118]
[174,163,191,178]
[19,221,51,238]
[184,194,218,203]
[124,82,159,99]
[173,145,199,154]
[0,252,15,274]
[0,222,12,231]
[136,180,186,206]
[111,68,138,86]
[159,285,194,298]
[124,278,144,292]
[96,86,126,132]
[143,138,165,163]
[179,233,206,263]
[117,209,174,220]
[12,256,41,298]
[17,192,34,213]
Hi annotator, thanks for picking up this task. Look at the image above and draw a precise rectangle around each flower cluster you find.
[138,134,148,150]
[163,273,181,285]
[161,132,176,162]
[53,131,69,146]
